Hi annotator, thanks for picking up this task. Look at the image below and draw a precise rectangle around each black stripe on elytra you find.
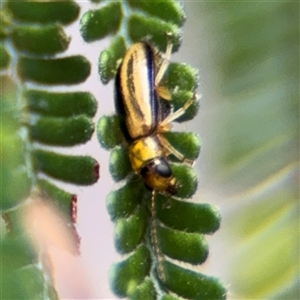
[114,67,132,141]
[145,44,159,131]
[126,54,145,118]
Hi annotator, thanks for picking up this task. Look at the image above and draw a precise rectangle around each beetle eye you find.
[140,166,149,176]
[156,160,172,178]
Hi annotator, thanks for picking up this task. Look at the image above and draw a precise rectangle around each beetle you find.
[115,37,196,195]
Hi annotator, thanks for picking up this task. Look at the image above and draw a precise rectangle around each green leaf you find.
[114,206,148,254]
[99,35,127,84]
[163,132,201,162]
[97,115,124,149]
[0,44,10,69]
[163,62,200,122]
[80,2,123,42]
[130,278,156,300]
[128,14,181,52]
[37,179,77,223]
[33,150,99,185]
[1,235,36,270]
[171,91,200,122]
[160,295,181,300]
[0,8,11,39]
[109,245,152,298]
[6,0,80,25]
[1,234,58,300]
[171,163,198,199]
[1,77,31,210]
[29,115,94,146]
[127,0,185,26]
[18,55,91,85]
[109,145,132,182]
[1,172,31,211]
[165,63,199,92]
[156,195,221,234]
[106,179,144,221]
[12,24,70,55]
[157,225,209,265]
[25,90,97,117]
[14,265,48,299]
[1,132,31,210]
[162,261,227,300]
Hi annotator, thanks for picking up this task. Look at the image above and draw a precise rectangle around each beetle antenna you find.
[150,189,166,282]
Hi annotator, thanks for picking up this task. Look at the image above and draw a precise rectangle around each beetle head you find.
[140,157,178,195]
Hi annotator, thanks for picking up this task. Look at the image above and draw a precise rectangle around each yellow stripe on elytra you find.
[120,43,154,139]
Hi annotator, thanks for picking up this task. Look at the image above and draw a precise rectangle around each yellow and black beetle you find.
[115,38,195,195]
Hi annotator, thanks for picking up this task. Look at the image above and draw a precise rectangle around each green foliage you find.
[97,115,124,149]
[157,225,208,264]
[0,43,10,69]
[18,55,90,84]
[170,164,198,199]
[12,24,70,55]
[82,0,185,84]
[162,261,226,300]
[109,244,152,298]
[6,0,80,24]
[3,0,99,205]
[172,91,200,122]
[130,278,156,300]
[25,90,97,117]
[1,234,36,271]
[192,1,299,299]
[155,195,221,234]
[1,207,59,299]
[106,180,144,221]
[109,145,132,182]
[0,8,11,39]
[114,206,148,254]
[99,36,127,84]
[2,1,99,298]
[163,132,201,161]
[127,0,185,26]
[163,63,200,122]
[81,2,123,42]
[127,14,181,53]
[1,234,54,300]
[33,150,99,185]
[29,115,94,146]
[1,77,31,211]
[160,295,180,300]
[91,1,225,298]
[38,179,77,223]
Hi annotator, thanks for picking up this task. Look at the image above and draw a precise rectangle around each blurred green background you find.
[181,2,299,299]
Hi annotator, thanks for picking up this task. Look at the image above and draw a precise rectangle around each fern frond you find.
[1,1,99,298]
[83,1,226,298]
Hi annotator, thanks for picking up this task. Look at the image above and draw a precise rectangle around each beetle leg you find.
[156,85,172,100]
[155,34,173,88]
[159,93,198,128]
[157,134,194,165]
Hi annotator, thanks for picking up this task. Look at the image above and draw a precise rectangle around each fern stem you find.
[150,190,166,283]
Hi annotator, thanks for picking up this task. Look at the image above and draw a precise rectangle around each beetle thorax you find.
[128,136,163,173]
